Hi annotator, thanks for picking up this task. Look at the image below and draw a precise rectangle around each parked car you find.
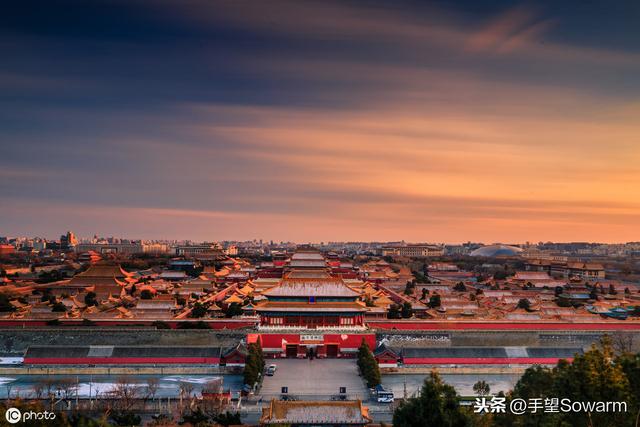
[266,364,277,376]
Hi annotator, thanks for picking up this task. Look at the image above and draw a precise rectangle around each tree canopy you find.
[493,337,637,427]
[243,340,265,387]
[357,339,381,388]
[393,372,470,427]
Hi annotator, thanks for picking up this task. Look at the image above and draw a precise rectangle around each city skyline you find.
[2,1,640,242]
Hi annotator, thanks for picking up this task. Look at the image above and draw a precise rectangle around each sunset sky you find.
[1,0,639,243]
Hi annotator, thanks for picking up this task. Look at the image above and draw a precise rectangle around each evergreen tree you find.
[472,380,490,397]
[428,294,441,308]
[551,337,632,427]
[387,304,401,319]
[453,282,467,292]
[213,411,242,426]
[84,291,97,306]
[516,298,530,311]
[393,372,470,427]
[401,301,413,318]
[51,302,67,312]
[497,337,637,427]
[0,294,16,312]
[243,341,265,387]
[140,289,153,299]
[225,302,243,318]
[190,302,208,318]
[357,339,381,387]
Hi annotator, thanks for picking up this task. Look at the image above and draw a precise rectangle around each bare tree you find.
[612,332,635,355]
[42,377,77,411]
[56,377,77,401]
[146,377,160,410]
[179,382,194,411]
[179,382,194,399]
[32,382,45,400]
[42,377,58,399]
[106,376,143,413]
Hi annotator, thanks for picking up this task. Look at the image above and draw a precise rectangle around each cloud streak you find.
[1,0,639,242]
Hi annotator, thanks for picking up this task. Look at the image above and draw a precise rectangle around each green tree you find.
[387,304,401,319]
[551,337,633,427]
[140,289,153,300]
[404,281,415,295]
[243,341,265,387]
[190,302,208,318]
[225,302,243,318]
[179,408,209,426]
[516,298,531,311]
[473,380,490,397]
[51,302,67,312]
[84,291,97,306]
[393,372,470,427]
[619,353,640,405]
[110,412,141,426]
[453,282,467,292]
[513,365,554,401]
[357,339,381,388]
[493,270,508,280]
[0,294,16,312]
[498,338,637,427]
[213,411,242,426]
[401,301,413,318]
[428,294,441,308]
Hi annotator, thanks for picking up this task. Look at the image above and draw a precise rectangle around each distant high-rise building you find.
[60,231,78,249]
[0,244,15,256]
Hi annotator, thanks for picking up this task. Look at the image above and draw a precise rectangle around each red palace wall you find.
[367,321,640,331]
[23,357,221,365]
[402,357,574,365]
[0,319,256,329]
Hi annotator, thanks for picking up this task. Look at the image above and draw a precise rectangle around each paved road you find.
[259,358,369,400]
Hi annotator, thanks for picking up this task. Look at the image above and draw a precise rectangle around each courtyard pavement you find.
[258,358,369,400]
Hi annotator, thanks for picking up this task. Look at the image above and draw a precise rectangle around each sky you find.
[1,0,640,243]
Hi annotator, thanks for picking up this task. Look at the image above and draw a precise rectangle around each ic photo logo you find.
[5,407,21,424]
[4,407,57,424]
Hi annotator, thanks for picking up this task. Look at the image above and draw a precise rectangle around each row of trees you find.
[1,374,242,427]
[491,336,639,427]
[387,302,414,319]
[357,340,381,388]
[243,339,265,387]
[392,337,640,427]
